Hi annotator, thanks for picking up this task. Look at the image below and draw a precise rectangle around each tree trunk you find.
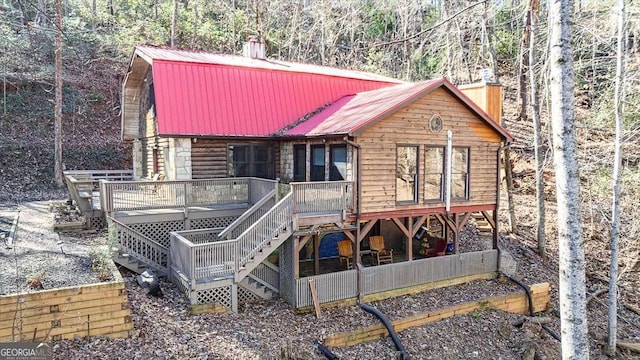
[516,0,532,121]
[549,0,589,358]
[54,0,64,188]
[171,0,178,48]
[35,0,47,26]
[503,148,518,234]
[528,0,545,256]
[608,0,626,355]
[483,1,500,83]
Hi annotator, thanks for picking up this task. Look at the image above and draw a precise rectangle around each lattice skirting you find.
[173,275,191,300]
[129,220,184,248]
[195,286,232,308]
[171,276,238,312]
[238,286,261,303]
[86,216,106,230]
[190,216,237,230]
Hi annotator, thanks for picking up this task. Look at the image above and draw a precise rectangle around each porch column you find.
[406,216,413,261]
[294,236,300,278]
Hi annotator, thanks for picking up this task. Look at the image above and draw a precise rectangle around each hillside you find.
[0,58,131,203]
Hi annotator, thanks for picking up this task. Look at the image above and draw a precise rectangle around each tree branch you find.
[374,0,486,47]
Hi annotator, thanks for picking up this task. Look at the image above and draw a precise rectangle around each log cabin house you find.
[110,42,513,311]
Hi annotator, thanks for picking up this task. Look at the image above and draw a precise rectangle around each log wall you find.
[191,139,281,180]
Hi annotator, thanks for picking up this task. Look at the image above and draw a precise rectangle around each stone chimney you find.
[458,69,503,124]
[242,35,266,60]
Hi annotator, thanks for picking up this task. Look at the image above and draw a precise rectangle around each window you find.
[227,144,274,178]
[329,145,347,181]
[396,146,418,203]
[252,145,274,179]
[293,145,306,181]
[451,147,469,199]
[424,147,444,201]
[310,145,325,181]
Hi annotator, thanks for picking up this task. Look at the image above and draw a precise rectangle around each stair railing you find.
[218,189,276,240]
[108,216,169,274]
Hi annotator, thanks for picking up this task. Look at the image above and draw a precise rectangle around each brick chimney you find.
[242,35,266,60]
[458,69,503,124]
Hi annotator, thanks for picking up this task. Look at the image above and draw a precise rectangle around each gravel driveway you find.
[0,201,106,296]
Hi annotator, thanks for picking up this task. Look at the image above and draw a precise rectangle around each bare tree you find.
[171,0,178,48]
[608,0,626,355]
[528,0,545,256]
[549,0,589,358]
[517,0,532,121]
[54,0,63,188]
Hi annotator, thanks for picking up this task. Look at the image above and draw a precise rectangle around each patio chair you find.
[424,237,447,257]
[337,240,354,270]
[369,236,393,265]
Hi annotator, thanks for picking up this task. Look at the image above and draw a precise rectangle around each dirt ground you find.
[1,195,639,359]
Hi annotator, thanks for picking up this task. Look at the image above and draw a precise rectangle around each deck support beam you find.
[294,234,313,279]
[435,212,472,254]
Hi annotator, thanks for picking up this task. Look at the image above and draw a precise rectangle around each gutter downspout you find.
[344,136,362,300]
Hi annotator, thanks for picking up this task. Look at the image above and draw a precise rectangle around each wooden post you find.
[313,234,320,275]
[294,236,300,278]
[453,213,460,254]
[407,216,413,261]
[309,279,322,318]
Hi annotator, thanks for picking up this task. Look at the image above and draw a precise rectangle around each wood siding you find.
[121,56,149,141]
[357,87,502,214]
[192,139,281,179]
[458,83,503,124]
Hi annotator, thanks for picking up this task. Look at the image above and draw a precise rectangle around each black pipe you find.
[500,271,561,342]
[314,341,339,360]
[359,302,411,360]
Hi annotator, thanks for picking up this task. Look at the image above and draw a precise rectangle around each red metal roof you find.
[135,47,403,136]
[285,78,513,142]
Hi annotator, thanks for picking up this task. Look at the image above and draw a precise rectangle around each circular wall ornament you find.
[429,115,443,133]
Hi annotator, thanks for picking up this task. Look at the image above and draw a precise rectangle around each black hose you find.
[314,341,339,360]
[500,271,561,342]
[359,302,411,360]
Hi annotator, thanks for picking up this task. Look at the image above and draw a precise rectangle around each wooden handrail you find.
[218,189,276,240]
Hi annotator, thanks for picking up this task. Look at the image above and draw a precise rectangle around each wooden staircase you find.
[109,190,292,310]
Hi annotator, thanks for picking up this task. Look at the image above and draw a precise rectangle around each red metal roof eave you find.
[146,54,404,86]
[348,80,443,137]
[349,78,514,142]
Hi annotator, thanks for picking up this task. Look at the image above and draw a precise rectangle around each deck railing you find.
[108,216,168,274]
[64,170,133,212]
[170,232,237,285]
[169,191,293,286]
[291,181,353,214]
[100,177,277,214]
[218,189,276,240]
[176,227,226,244]
[237,192,293,268]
